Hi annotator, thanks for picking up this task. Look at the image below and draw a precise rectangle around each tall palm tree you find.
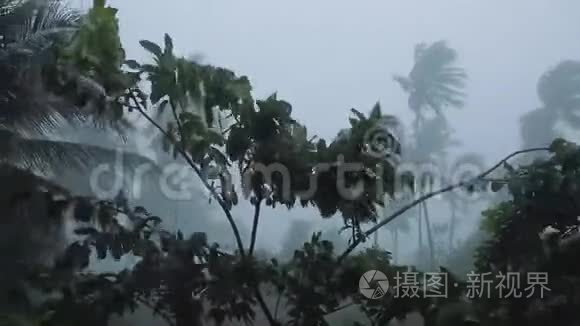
[537,60,580,124]
[0,2,156,319]
[520,60,580,149]
[394,40,467,129]
[394,41,467,269]
[443,152,485,254]
[384,194,411,264]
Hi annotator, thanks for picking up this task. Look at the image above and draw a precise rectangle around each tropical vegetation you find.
[1,1,580,326]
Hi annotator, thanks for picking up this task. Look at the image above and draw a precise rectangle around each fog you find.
[1,0,578,325]
[76,0,577,257]
[64,0,580,264]
[104,0,580,152]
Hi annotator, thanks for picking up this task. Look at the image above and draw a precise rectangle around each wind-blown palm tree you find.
[0,0,82,129]
[394,40,467,129]
[520,60,580,149]
[384,194,411,264]
[0,2,158,319]
[537,60,580,124]
[394,40,467,269]
[0,0,142,173]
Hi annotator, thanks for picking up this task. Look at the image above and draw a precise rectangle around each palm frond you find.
[0,0,132,138]
[0,83,88,136]
[395,40,467,114]
[393,75,412,92]
[0,129,157,173]
[0,0,88,135]
[404,114,458,162]
[1,0,79,45]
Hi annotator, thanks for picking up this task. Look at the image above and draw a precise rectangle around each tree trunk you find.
[418,203,423,258]
[448,201,457,254]
[422,201,436,270]
[374,222,379,247]
[394,229,399,264]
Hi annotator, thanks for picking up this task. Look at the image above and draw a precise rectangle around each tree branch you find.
[168,99,188,152]
[134,105,246,257]
[137,104,279,326]
[135,295,176,326]
[249,198,262,256]
[323,301,355,315]
[274,291,283,320]
[337,147,550,263]
[253,286,280,326]
[222,123,235,135]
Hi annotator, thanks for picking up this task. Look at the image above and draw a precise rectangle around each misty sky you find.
[100,0,580,163]
[72,0,580,255]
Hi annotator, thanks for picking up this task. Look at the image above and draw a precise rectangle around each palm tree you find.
[0,0,140,173]
[0,0,82,129]
[537,61,580,124]
[384,194,411,264]
[0,2,158,318]
[520,60,580,149]
[443,152,485,254]
[394,41,467,130]
[394,41,467,269]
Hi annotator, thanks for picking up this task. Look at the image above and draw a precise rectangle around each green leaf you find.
[370,102,382,120]
[349,118,358,127]
[181,113,206,135]
[139,40,163,58]
[164,33,174,55]
[124,60,141,69]
[350,108,366,121]
[157,99,169,113]
[503,162,516,173]
[205,129,225,145]
[141,64,158,73]
[150,82,164,103]
[465,184,475,194]
[208,146,229,167]
[490,181,505,192]
[226,126,251,160]
[549,138,568,154]
[292,124,308,143]
[507,178,524,196]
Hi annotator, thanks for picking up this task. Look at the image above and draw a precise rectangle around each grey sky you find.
[106,0,580,163]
